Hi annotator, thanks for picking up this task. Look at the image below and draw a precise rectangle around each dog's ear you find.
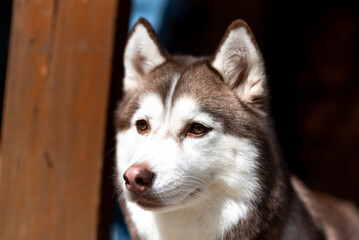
[123,18,168,91]
[211,20,268,112]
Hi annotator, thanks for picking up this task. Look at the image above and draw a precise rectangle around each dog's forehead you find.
[150,59,233,108]
[148,59,248,117]
[174,63,229,102]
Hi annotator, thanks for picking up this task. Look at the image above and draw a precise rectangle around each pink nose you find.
[123,165,154,194]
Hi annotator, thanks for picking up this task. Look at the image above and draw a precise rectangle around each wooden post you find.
[0,0,119,239]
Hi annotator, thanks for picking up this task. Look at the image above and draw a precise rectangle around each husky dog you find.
[115,18,359,240]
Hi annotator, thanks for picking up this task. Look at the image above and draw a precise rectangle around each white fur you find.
[116,91,260,240]
[164,74,180,132]
[212,26,266,104]
[124,24,165,91]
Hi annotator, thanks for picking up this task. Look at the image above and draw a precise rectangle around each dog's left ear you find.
[123,18,169,91]
[212,20,268,112]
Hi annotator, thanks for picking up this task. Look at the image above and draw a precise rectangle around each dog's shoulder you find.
[291,176,359,240]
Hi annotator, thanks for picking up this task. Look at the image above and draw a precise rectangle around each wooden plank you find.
[0,0,119,239]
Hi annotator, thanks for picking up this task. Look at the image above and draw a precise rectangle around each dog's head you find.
[115,18,271,212]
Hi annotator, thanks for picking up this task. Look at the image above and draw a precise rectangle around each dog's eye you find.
[188,123,209,137]
[136,120,149,133]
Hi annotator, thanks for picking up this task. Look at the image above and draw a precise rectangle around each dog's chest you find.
[126,200,248,240]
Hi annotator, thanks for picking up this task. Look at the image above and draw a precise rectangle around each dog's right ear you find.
[123,18,168,91]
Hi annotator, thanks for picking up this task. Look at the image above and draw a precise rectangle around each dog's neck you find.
[123,196,251,240]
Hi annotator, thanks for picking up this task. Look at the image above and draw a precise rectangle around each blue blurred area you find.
[110,198,130,240]
[128,0,170,34]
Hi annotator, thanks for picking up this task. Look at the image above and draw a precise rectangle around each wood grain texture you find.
[0,0,119,239]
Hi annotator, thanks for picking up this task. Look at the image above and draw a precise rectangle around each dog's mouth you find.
[129,192,165,209]
[126,187,203,211]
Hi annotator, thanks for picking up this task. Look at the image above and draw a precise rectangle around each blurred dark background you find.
[0,0,11,127]
[1,0,358,238]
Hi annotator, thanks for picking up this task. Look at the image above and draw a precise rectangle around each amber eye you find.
[188,123,209,136]
[136,120,149,133]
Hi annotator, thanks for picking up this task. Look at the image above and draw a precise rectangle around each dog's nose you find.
[123,165,154,194]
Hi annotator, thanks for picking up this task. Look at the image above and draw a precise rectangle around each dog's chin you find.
[126,188,203,212]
